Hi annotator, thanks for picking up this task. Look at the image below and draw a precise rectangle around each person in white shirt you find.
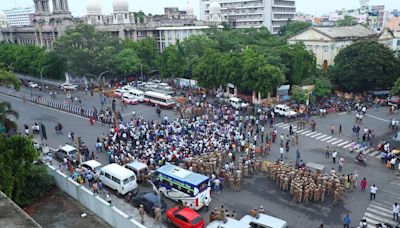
[332,150,337,163]
[370,184,378,200]
[280,146,284,160]
[393,202,399,221]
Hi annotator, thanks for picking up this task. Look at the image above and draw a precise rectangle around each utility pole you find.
[40,65,50,94]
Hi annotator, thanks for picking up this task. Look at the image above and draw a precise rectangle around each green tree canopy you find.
[0,68,20,90]
[113,48,142,75]
[336,15,358,26]
[392,77,400,96]
[0,135,54,206]
[53,24,121,76]
[291,87,308,103]
[279,20,312,38]
[330,41,400,92]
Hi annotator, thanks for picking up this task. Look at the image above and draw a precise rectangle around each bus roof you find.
[157,164,209,186]
[144,91,172,99]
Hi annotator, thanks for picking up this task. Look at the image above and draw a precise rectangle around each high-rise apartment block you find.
[200,0,296,33]
[3,7,35,27]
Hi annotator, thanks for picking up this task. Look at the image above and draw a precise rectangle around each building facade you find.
[287,25,396,68]
[0,0,221,51]
[200,0,295,33]
[3,7,35,27]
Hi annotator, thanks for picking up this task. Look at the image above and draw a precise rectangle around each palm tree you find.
[0,101,19,133]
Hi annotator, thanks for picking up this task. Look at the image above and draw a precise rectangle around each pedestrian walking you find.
[332,150,337,163]
[338,124,342,135]
[106,193,112,204]
[295,133,299,145]
[214,178,221,194]
[339,157,344,172]
[370,184,378,200]
[361,177,367,191]
[154,207,161,224]
[90,116,94,125]
[280,146,284,160]
[331,124,335,135]
[139,204,145,224]
[325,146,330,159]
[393,202,399,221]
[204,197,209,212]
[343,214,351,228]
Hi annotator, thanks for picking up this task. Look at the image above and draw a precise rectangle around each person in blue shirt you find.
[343,214,351,228]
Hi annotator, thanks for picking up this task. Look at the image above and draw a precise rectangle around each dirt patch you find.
[23,188,110,228]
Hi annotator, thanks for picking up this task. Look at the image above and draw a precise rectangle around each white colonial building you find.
[287,24,396,68]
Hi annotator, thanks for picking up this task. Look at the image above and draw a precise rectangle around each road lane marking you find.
[320,136,332,142]
[310,133,322,138]
[337,112,347,115]
[326,137,337,143]
[336,141,349,147]
[315,134,327,140]
[365,114,389,123]
[342,143,353,148]
[282,125,291,129]
[295,129,306,134]
[331,139,343,145]
[300,130,311,135]
[275,122,285,127]
[306,132,318,136]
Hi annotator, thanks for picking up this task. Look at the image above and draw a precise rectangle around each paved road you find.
[2,88,400,227]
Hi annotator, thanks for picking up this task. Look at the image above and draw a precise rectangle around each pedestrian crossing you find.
[274,122,382,159]
[359,179,400,227]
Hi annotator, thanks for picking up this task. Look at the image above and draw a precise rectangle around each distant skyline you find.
[0,0,398,17]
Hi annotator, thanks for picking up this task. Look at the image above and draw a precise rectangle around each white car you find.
[81,160,103,173]
[274,104,297,118]
[122,93,139,105]
[61,83,78,90]
[229,97,249,109]
[28,82,39,88]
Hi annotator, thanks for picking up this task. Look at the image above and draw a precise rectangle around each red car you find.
[166,206,205,228]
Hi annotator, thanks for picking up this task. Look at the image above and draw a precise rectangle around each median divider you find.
[46,165,146,228]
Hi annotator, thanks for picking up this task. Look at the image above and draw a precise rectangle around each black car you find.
[132,192,167,217]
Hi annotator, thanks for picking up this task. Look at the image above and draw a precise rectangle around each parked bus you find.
[157,164,210,210]
[144,91,175,108]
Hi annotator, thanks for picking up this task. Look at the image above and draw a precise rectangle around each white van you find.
[128,89,145,102]
[274,104,297,118]
[125,160,149,183]
[229,97,249,110]
[207,218,250,228]
[99,163,138,195]
[240,214,288,228]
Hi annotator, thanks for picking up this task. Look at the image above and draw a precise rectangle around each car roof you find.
[176,207,200,221]
[126,160,148,171]
[207,218,249,228]
[61,144,77,152]
[142,192,159,202]
[81,160,102,169]
[240,214,288,228]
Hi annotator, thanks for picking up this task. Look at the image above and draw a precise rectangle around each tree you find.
[157,44,186,78]
[291,87,308,103]
[336,16,358,26]
[192,48,223,90]
[330,41,400,92]
[113,48,142,75]
[279,20,312,37]
[0,135,54,206]
[240,48,285,96]
[392,77,400,96]
[314,76,333,97]
[0,68,20,90]
[53,24,121,76]
[0,101,19,133]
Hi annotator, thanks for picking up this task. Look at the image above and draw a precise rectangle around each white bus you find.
[157,164,210,210]
[144,91,175,108]
[128,89,145,102]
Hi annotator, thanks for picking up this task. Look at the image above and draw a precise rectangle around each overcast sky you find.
[0,0,398,17]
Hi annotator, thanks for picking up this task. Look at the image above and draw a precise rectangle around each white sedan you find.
[122,94,139,105]
[61,83,78,90]
[114,88,124,97]
[28,82,39,88]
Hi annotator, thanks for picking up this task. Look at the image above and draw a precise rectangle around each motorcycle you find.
[354,154,367,167]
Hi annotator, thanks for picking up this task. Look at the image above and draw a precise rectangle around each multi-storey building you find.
[200,0,295,33]
[3,7,35,27]
[0,0,221,51]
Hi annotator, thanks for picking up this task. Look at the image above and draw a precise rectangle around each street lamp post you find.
[40,65,50,94]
